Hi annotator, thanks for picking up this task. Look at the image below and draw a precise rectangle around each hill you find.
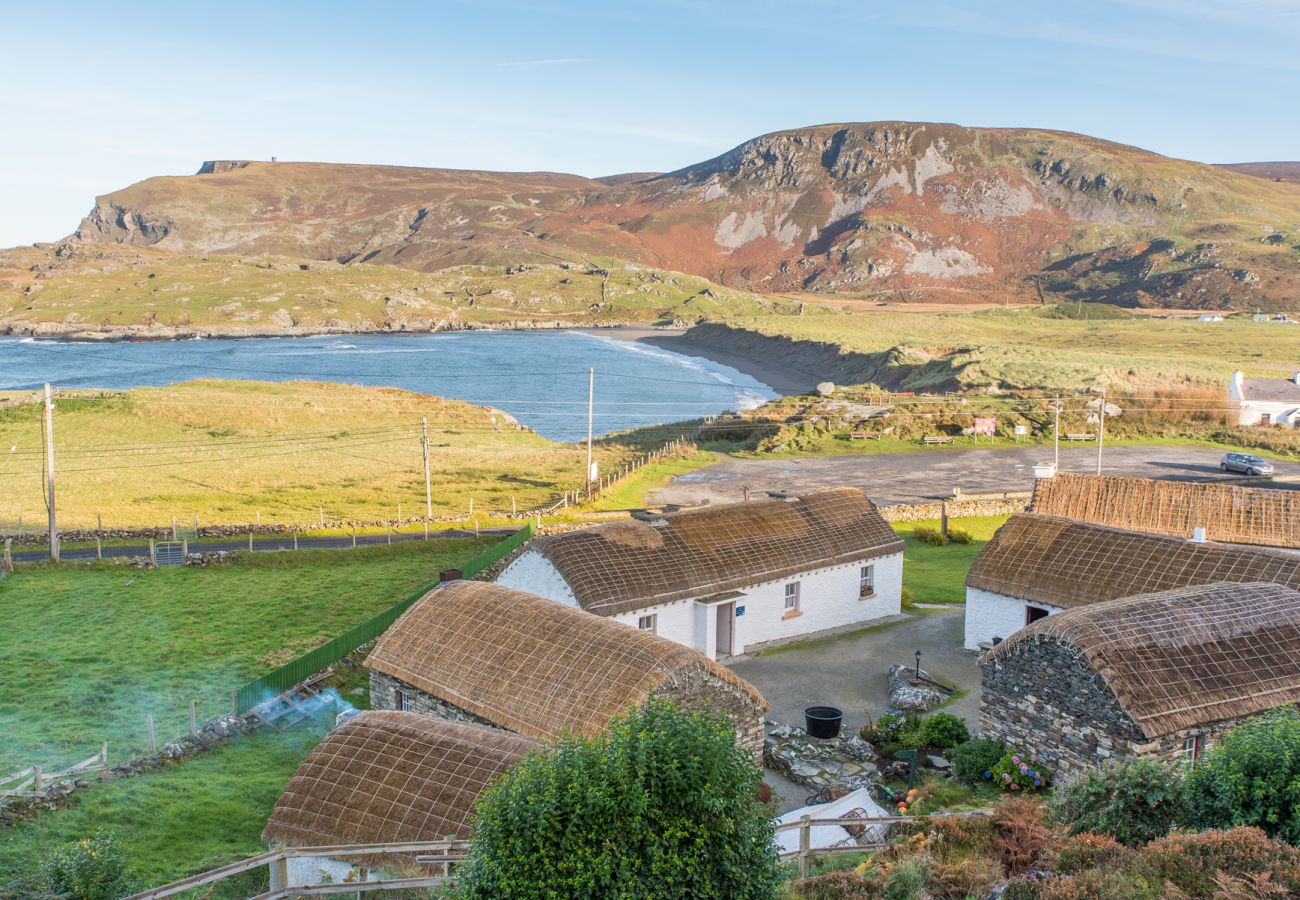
[42,122,1300,312]
[1217,162,1300,184]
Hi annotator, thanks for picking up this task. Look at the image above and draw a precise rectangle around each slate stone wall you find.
[369,672,501,731]
[649,664,766,757]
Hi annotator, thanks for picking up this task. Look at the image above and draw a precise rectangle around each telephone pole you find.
[420,417,432,520]
[43,383,58,562]
[1053,397,1061,469]
[585,367,595,492]
[1096,389,1107,476]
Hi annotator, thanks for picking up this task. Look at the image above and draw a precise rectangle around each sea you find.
[0,331,776,442]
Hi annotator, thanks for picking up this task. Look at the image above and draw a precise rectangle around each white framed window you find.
[784,581,801,611]
[859,565,875,597]
[395,690,409,711]
[637,614,657,633]
[1182,735,1203,768]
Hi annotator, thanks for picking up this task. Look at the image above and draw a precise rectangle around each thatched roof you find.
[967,514,1300,608]
[262,711,535,848]
[367,581,766,741]
[982,582,1300,738]
[1032,473,1300,549]
[527,488,904,615]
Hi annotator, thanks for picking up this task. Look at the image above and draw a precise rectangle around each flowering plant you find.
[860,710,914,746]
[986,748,1049,793]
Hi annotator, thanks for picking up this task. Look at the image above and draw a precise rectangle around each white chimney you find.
[1292,371,1300,385]
[1190,527,1207,543]
[1033,462,1057,479]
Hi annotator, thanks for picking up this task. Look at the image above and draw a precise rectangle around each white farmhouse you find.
[962,513,1300,650]
[496,487,905,659]
[1228,370,1300,427]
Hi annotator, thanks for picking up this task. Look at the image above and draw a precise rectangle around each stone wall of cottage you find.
[369,672,501,731]
[649,665,766,757]
[980,638,1254,778]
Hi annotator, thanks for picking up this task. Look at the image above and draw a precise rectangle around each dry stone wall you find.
[650,665,766,756]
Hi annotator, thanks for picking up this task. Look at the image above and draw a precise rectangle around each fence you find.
[233,522,535,713]
[551,436,695,509]
[0,744,108,801]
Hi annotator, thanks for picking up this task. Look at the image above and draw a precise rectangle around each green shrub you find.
[456,698,781,899]
[920,713,970,750]
[1184,707,1300,843]
[884,857,929,900]
[946,527,973,544]
[40,832,134,900]
[861,711,915,747]
[950,737,1006,786]
[990,749,1049,793]
[789,869,882,899]
[1050,832,1133,875]
[1050,758,1184,846]
[1141,826,1300,897]
[911,525,947,546]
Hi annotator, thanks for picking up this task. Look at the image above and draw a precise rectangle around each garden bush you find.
[920,713,970,750]
[911,525,947,546]
[950,737,1006,786]
[40,832,134,900]
[1049,833,1133,875]
[456,698,781,899]
[1049,758,1184,846]
[1140,826,1300,898]
[992,797,1051,876]
[989,749,1049,793]
[788,868,881,899]
[1184,708,1300,843]
[861,711,915,747]
[946,527,972,544]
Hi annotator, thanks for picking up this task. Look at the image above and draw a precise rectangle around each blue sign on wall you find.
[736,606,746,616]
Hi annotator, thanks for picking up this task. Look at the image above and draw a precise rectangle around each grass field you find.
[0,537,493,772]
[894,516,1007,604]
[0,721,332,897]
[725,306,1300,393]
[0,380,650,530]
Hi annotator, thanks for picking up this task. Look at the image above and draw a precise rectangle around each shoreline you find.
[5,322,816,398]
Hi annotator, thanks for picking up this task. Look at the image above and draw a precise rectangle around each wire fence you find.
[232,522,535,713]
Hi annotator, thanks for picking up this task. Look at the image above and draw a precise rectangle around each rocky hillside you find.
[39,123,1300,310]
[1217,162,1300,184]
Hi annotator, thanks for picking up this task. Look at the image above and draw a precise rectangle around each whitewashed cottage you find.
[496,487,905,659]
[1228,370,1300,427]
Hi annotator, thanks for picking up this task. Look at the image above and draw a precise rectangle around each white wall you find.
[497,548,904,659]
[496,550,580,607]
[963,587,1062,651]
[285,856,380,888]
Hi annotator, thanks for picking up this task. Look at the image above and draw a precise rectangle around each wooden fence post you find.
[171,516,178,540]
[181,537,188,559]
[352,526,357,548]
[2,539,11,574]
[293,532,298,551]
[386,526,391,545]
[248,532,254,553]
[146,714,157,755]
[100,741,108,767]
[96,537,102,560]
[190,699,198,735]
[33,765,42,794]
[231,688,238,716]
[149,539,156,567]
[423,521,429,541]
[798,814,811,878]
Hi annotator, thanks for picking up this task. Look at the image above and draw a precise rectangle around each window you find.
[1183,735,1203,768]
[637,614,657,634]
[784,581,801,611]
[1026,605,1050,625]
[859,565,875,597]
[395,690,408,711]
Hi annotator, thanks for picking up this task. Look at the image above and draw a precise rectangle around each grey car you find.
[1221,452,1275,476]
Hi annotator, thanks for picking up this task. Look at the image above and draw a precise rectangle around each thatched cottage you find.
[367,581,768,752]
[495,487,905,658]
[262,711,535,888]
[1031,472,1299,550]
[963,514,1300,650]
[979,582,1300,776]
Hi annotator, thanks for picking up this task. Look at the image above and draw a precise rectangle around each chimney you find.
[439,568,463,583]
[1292,371,1300,385]
[1190,527,1207,544]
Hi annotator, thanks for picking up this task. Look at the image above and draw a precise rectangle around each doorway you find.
[715,602,735,658]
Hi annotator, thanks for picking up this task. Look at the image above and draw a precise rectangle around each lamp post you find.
[915,650,922,678]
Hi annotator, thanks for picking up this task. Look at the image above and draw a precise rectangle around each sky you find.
[2,0,1298,247]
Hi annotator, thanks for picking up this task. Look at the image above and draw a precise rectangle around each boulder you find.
[888,663,947,711]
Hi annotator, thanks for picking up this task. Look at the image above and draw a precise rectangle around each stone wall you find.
[650,664,766,756]
[369,672,502,732]
[880,498,1029,522]
[980,637,1249,778]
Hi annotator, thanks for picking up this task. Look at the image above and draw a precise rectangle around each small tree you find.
[1184,707,1300,843]
[456,698,781,899]
[1050,758,1184,846]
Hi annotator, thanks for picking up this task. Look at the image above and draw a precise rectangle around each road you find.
[648,444,1300,507]
[9,527,516,564]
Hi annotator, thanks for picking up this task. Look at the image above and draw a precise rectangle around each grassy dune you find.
[0,380,648,530]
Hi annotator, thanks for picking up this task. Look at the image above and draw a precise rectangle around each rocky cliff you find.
[60,123,1300,309]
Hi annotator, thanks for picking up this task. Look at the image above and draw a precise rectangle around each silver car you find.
[1221,452,1275,476]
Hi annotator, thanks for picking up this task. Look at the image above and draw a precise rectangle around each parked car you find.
[1221,452,1275,476]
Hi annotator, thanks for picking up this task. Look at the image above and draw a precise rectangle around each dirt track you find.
[648,444,1300,508]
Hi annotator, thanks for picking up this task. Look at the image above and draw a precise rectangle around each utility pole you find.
[43,383,58,562]
[1053,397,1061,470]
[1096,389,1107,476]
[421,417,432,520]
[585,367,595,492]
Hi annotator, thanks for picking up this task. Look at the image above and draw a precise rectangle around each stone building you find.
[979,582,1300,778]
[367,580,767,753]
[495,487,905,659]
[963,514,1300,650]
[1030,472,1300,550]
[262,711,536,888]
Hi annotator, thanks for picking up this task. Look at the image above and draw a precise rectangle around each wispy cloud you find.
[498,57,590,68]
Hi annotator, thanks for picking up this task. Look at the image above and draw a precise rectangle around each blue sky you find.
[2,0,1297,247]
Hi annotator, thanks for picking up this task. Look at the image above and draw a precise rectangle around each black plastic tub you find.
[804,706,844,739]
